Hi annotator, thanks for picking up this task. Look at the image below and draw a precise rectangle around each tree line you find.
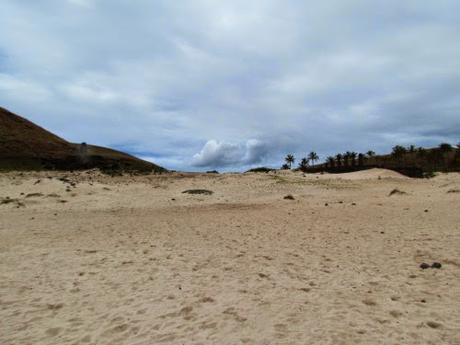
[283,151,369,171]
[282,142,459,172]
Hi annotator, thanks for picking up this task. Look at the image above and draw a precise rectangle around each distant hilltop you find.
[0,106,166,173]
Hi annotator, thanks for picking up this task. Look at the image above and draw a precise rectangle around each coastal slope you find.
[0,107,165,172]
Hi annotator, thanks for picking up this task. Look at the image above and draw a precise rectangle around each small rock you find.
[426,321,442,329]
[431,262,442,269]
[420,263,430,269]
[284,195,295,200]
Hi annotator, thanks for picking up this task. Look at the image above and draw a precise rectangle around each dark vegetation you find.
[182,189,214,195]
[0,197,24,208]
[246,167,275,173]
[447,189,460,193]
[0,107,166,173]
[388,188,407,196]
[283,142,460,178]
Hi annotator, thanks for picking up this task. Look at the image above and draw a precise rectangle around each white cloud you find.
[192,139,268,168]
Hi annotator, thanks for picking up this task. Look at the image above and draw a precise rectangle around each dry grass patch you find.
[389,188,407,196]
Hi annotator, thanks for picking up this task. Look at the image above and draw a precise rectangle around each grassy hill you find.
[0,106,166,173]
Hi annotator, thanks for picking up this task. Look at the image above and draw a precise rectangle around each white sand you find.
[1,169,459,345]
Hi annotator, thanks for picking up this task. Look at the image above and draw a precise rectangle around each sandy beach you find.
[1,169,459,345]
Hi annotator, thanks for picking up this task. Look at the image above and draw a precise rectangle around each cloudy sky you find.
[1,1,459,171]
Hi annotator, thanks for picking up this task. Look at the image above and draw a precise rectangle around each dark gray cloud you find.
[0,0,459,170]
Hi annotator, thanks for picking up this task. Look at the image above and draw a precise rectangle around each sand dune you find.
[328,168,410,180]
[1,170,459,344]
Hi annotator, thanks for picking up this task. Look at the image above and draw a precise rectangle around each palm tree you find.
[439,143,453,168]
[350,152,357,166]
[326,156,335,168]
[285,154,295,169]
[343,151,352,167]
[308,151,319,166]
[298,157,309,171]
[358,153,365,166]
[439,143,452,153]
[335,153,343,167]
[391,145,407,159]
[366,150,375,158]
[391,145,407,166]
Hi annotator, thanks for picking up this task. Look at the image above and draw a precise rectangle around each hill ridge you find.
[0,106,166,172]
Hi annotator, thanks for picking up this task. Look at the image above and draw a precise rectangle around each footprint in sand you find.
[389,310,403,318]
[47,303,64,310]
[274,323,288,339]
[223,307,247,322]
[362,298,377,306]
[45,327,62,336]
[81,335,91,343]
